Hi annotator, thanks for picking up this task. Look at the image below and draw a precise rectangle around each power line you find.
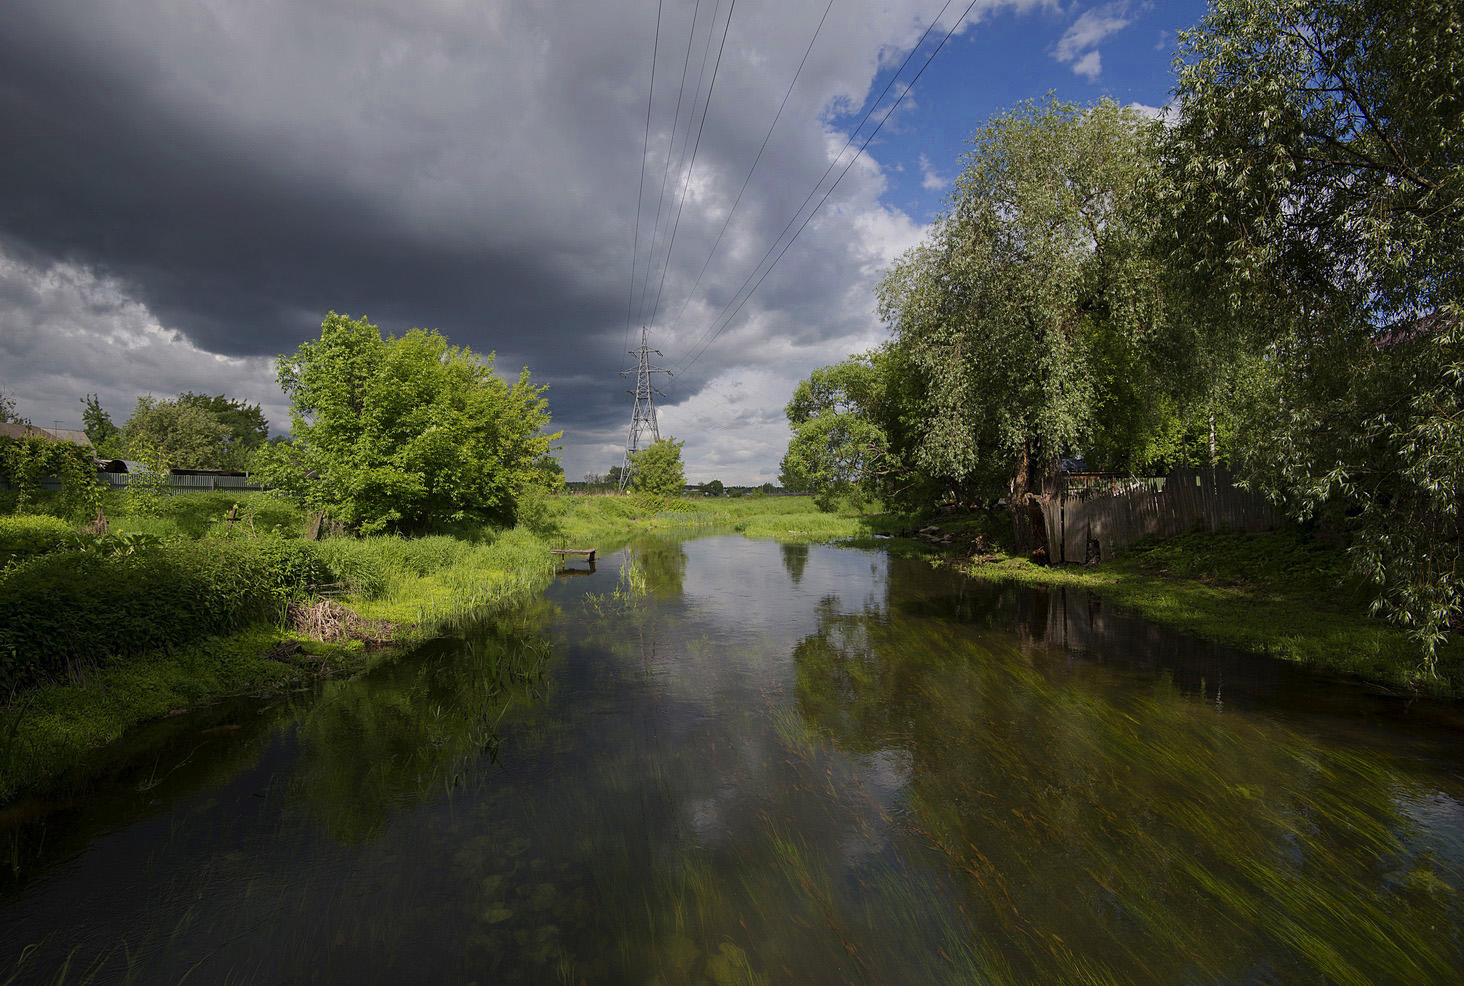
[644,0,739,332]
[624,0,664,368]
[635,0,710,334]
[662,0,838,344]
[672,0,972,378]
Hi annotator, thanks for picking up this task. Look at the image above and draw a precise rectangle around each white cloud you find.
[1051,1,1148,81]
[1071,50,1103,82]
[918,153,950,192]
[0,249,286,435]
[0,0,1057,483]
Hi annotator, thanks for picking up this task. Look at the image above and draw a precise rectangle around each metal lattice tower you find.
[619,326,673,490]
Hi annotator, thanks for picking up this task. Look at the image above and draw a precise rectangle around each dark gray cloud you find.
[0,0,1045,481]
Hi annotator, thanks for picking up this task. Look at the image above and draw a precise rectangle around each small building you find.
[0,422,93,446]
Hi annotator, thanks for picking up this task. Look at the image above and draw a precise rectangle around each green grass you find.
[0,493,555,803]
[527,493,898,547]
[944,529,1461,696]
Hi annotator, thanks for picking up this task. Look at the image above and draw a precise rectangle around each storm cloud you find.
[0,0,1049,481]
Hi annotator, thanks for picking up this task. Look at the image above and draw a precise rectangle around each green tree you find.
[0,388,19,424]
[1165,0,1464,663]
[120,395,232,469]
[877,97,1170,547]
[79,394,121,455]
[780,347,933,512]
[177,392,269,469]
[259,311,559,533]
[629,436,684,498]
[702,479,724,497]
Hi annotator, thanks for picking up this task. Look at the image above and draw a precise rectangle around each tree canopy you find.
[259,311,559,533]
[782,5,1462,664]
[119,396,234,470]
[629,437,685,499]
[1164,0,1463,661]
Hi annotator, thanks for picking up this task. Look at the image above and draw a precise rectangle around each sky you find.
[0,0,1209,484]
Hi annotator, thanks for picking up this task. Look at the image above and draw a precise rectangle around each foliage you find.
[629,436,685,498]
[260,312,559,533]
[119,394,233,470]
[0,515,76,567]
[1166,0,1462,326]
[0,435,101,518]
[177,392,270,468]
[780,346,933,512]
[875,97,1172,542]
[702,479,724,496]
[0,537,328,695]
[0,388,18,424]
[79,394,121,456]
[1165,0,1464,662]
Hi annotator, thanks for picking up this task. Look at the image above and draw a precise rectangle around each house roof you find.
[0,422,94,446]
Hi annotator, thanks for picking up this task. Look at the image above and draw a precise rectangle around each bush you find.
[0,515,76,567]
[0,536,329,695]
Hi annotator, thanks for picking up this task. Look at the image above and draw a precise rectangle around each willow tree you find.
[877,97,1170,550]
[1165,0,1464,664]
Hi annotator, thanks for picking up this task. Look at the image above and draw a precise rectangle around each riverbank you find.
[0,491,882,802]
[544,496,1463,695]
[842,519,1462,698]
[0,493,555,801]
[6,490,1455,803]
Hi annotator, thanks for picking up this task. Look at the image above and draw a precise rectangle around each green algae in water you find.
[1,538,1461,984]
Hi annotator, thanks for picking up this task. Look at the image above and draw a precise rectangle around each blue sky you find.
[864,0,1209,221]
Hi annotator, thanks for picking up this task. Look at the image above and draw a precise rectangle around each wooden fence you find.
[1039,467,1284,564]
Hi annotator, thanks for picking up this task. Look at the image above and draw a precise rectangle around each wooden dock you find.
[550,548,596,563]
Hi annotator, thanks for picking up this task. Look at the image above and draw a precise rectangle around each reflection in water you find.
[793,592,1462,984]
[780,542,809,583]
[290,598,559,842]
[1,537,1460,985]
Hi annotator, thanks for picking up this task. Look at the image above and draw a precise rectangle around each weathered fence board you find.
[1039,467,1283,564]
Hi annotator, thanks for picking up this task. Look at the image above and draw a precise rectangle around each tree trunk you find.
[1009,440,1056,564]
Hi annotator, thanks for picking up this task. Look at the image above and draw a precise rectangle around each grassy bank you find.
[530,492,895,547]
[853,517,1461,697]
[0,491,555,802]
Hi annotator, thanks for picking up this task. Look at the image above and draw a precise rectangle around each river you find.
[2,535,1461,984]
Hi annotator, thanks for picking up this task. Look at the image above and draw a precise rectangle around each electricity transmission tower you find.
[619,326,672,490]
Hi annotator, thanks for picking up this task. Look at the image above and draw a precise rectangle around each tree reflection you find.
[791,593,1463,984]
[288,598,560,842]
[780,542,809,583]
[633,538,687,599]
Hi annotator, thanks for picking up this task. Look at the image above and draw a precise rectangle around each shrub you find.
[0,515,76,567]
[0,536,330,695]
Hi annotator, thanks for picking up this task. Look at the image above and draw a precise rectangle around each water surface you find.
[2,536,1461,984]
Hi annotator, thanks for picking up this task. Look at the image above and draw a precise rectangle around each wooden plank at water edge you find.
[550,548,596,562]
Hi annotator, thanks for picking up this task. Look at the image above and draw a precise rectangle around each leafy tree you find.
[177,392,269,468]
[1165,0,1464,664]
[780,346,935,512]
[79,394,121,455]
[703,479,724,497]
[629,436,684,498]
[120,395,232,469]
[259,311,559,533]
[878,97,1169,548]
